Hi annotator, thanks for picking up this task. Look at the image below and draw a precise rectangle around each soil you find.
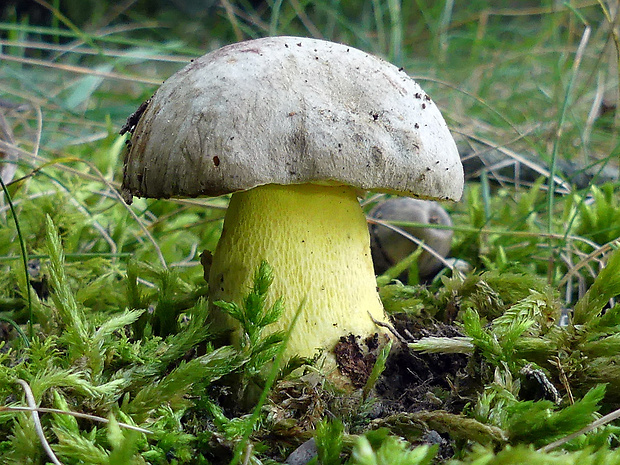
[214,314,480,463]
[371,315,476,460]
[334,333,379,388]
[375,316,473,416]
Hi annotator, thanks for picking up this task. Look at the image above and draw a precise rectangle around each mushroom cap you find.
[121,36,463,202]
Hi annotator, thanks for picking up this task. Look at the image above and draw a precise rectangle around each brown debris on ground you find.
[268,372,328,437]
[376,316,474,415]
[334,333,380,388]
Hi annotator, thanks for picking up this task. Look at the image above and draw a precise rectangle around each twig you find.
[15,379,63,465]
[366,218,458,276]
[557,239,620,288]
[220,0,243,42]
[242,442,252,465]
[219,2,269,32]
[368,312,408,344]
[289,0,324,38]
[462,133,573,194]
[61,157,168,269]
[370,216,601,251]
[0,53,161,85]
[0,39,193,63]
[582,71,606,155]
[0,405,152,434]
[169,242,198,267]
[539,405,620,452]
[0,108,18,186]
[33,106,42,164]
[551,356,574,405]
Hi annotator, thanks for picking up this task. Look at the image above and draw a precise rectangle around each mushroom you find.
[369,198,454,281]
[121,36,463,363]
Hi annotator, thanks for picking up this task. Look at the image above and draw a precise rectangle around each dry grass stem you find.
[15,379,63,465]
[539,406,620,452]
[0,53,162,85]
[1,405,152,434]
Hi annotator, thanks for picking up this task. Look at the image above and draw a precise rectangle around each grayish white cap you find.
[121,36,464,202]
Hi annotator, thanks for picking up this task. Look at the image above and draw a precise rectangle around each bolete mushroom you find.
[121,36,463,363]
[369,198,454,280]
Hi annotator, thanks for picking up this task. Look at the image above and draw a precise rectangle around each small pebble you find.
[285,438,317,465]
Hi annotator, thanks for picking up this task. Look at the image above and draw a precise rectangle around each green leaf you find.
[574,248,620,325]
[348,435,436,465]
[507,385,606,446]
[127,345,244,421]
[316,419,345,465]
[45,215,89,345]
[363,338,393,401]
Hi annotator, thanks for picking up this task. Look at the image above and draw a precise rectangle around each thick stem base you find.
[208,183,386,360]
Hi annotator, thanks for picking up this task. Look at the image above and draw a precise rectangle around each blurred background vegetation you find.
[0,1,618,464]
[1,0,617,277]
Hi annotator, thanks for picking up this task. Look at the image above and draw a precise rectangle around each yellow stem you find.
[208,183,386,360]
